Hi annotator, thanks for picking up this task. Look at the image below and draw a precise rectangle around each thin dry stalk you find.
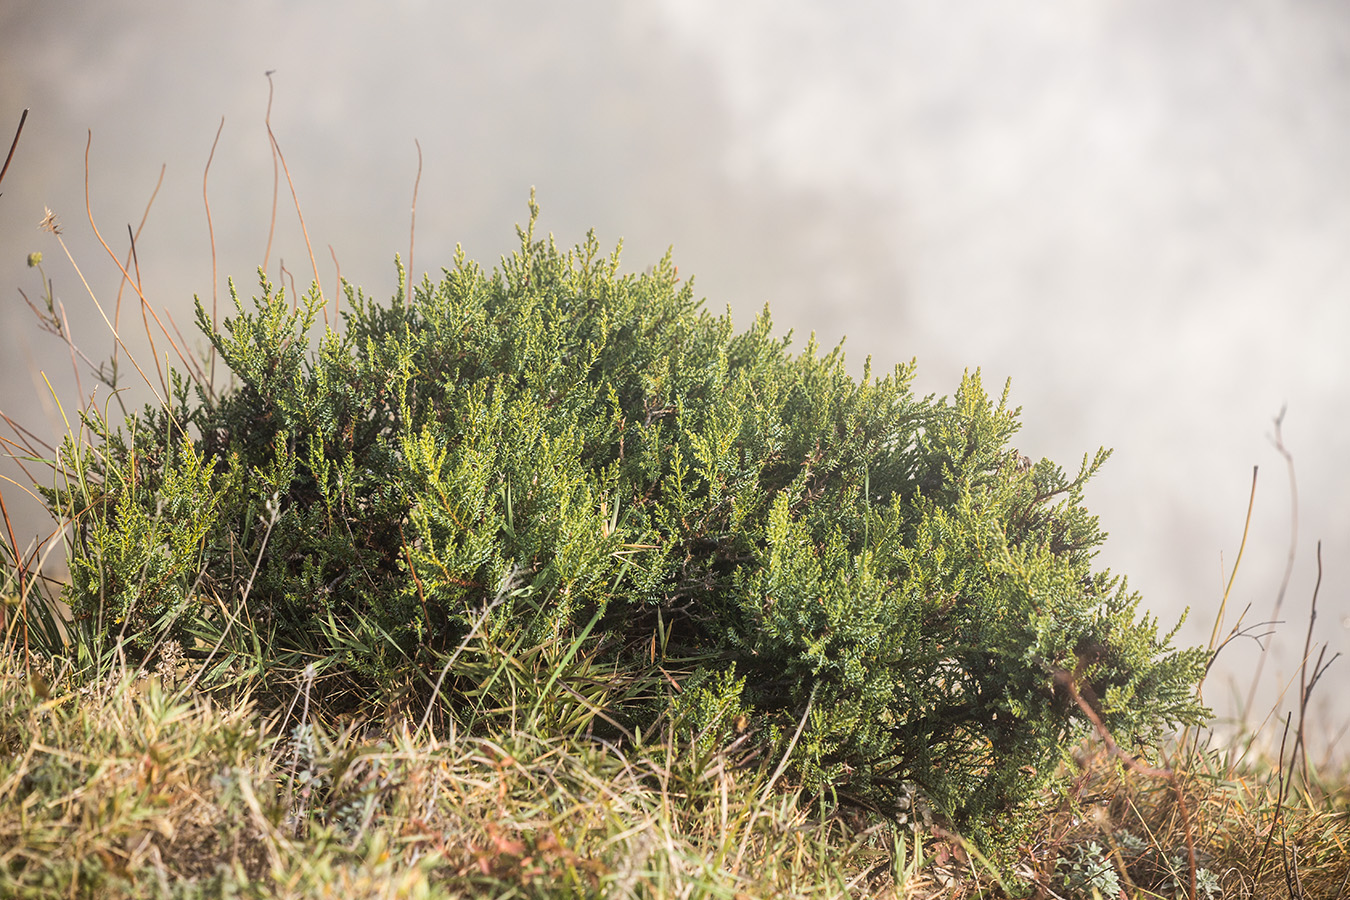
[203,116,225,388]
[1293,543,1338,787]
[261,71,324,317]
[180,500,282,696]
[415,569,521,742]
[79,134,198,405]
[126,223,166,393]
[159,305,210,387]
[113,163,166,351]
[43,196,161,408]
[0,489,27,663]
[329,244,342,318]
[408,139,422,309]
[56,294,86,416]
[0,107,28,194]
[262,70,280,275]
[1206,465,1257,668]
[0,413,60,499]
[1255,712,1294,885]
[1243,408,1300,718]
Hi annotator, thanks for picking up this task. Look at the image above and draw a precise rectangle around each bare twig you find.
[1052,660,1200,899]
[400,523,430,636]
[17,257,102,412]
[0,107,28,196]
[128,224,166,393]
[1205,606,1279,678]
[280,260,298,305]
[1053,666,1173,779]
[261,71,323,316]
[408,138,422,308]
[1244,408,1299,718]
[328,245,342,321]
[80,134,197,404]
[1268,407,1299,620]
[262,71,279,275]
[113,163,166,356]
[1292,543,1339,787]
[203,116,225,389]
[45,168,161,407]
[1255,712,1293,884]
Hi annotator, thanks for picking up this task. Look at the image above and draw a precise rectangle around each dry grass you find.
[0,627,1346,899]
[0,648,888,899]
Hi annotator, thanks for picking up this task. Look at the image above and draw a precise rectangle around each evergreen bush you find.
[43,203,1209,850]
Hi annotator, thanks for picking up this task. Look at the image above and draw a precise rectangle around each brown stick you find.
[1053,666,1172,779]
[0,107,28,195]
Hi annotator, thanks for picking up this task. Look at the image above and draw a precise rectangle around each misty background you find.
[2,0,1346,748]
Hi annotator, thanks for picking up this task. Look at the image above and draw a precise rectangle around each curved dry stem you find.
[203,116,225,389]
[1292,543,1339,785]
[126,223,166,394]
[80,132,197,406]
[0,107,28,195]
[408,138,422,308]
[759,680,818,804]
[114,163,166,344]
[328,244,342,321]
[262,71,279,276]
[1208,465,1258,663]
[261,72,324,316]
[56,298,85,415]
[1243,408,1301,718]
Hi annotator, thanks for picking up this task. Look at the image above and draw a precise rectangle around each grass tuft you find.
[2,614,1347,898]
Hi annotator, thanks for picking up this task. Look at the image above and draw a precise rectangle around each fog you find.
[2,0,1347,745]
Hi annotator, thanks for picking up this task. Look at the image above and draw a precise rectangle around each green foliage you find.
[671,664,751,756]
[41,205,1209,852]
[1057,841,1122,899]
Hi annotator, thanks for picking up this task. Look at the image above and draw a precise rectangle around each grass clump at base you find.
[0,648,886,899]
[1,644,1345,899]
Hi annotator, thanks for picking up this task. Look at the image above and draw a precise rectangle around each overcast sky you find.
[2,0,1347,740]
